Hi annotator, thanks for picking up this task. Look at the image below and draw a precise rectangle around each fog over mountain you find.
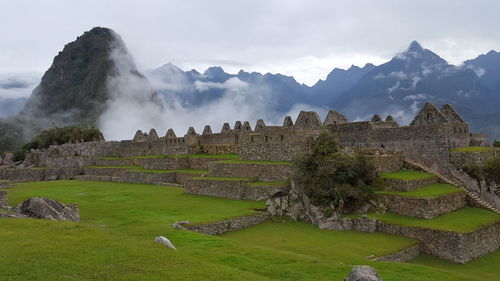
[144,41,500,140]
[2,29,500,144]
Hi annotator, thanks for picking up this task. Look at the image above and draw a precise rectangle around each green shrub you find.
[493,140,500,148]
[22,126,104,151]
[11,126,104,162]
[465,155,500,185]
[294,131,377,212]
[12,149,26,162]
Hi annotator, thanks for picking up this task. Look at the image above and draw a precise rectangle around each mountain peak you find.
[408,40,424,52]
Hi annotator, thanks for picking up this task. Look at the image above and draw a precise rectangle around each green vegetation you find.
[367,208,500,233]
[450,146,495,152]
[376,184,461,198]
[247,180,289,187]
[494,141,500,148]
[294,131,377,211]
[12,126,104,161]
[99,153,239,160]
[379,170,437,180]
[192,176,256,181]
[1,180,499,280]
[465,155,500,185]
[87,166,208,174]
[217,159,294,165]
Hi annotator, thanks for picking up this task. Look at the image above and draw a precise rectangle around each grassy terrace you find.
[99,153,240,160]
[450,146,498,153]
[379,170,437,180]
[87,166,208,174]
[216,159,294,165]
[1,180,499,280]
[247,180,289,187]
[366,207,500,233]
[192,176,256,181]
[376,183,462,198]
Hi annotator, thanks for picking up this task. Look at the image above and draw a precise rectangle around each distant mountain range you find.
[1,28,500,143]
[146,41,500,140]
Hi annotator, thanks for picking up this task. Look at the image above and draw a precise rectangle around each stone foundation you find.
[379,192,467,219]
[375,244,422,262]
[180,213,269,235]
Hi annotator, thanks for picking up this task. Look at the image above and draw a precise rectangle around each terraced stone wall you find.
[384,176,438,191]
[0,168,82,182]
[185,179,278,200]
[379,192,467,219]
[377,221,500,263]
[186,213,269,235]
[208,162,294,181]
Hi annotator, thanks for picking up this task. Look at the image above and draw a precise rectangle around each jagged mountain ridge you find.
[146,41,500,139]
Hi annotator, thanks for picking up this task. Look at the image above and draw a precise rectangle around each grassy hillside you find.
[1,180,499,280]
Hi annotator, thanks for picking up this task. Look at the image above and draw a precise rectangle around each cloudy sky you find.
[2,0,500,86]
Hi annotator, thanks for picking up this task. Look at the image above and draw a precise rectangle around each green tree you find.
[294,131,377,213]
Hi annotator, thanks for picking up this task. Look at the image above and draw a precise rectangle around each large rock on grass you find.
[16,197,80,222]
[344,265,382,281]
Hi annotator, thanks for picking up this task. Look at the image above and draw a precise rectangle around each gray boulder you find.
[344,265,382,281]
[16,197,80,222]
[154,236,177,250]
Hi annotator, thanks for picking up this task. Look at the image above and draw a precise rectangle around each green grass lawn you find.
[376,183,462,198]
[99,153,240,160]
[450,146,497,153]
[216,159,294,165]
[1,180,499,280]
[379,170,437,180]
[367,207,500,233]
[247,180,289,187]
[192,176,256,181]
[87,166,208,174]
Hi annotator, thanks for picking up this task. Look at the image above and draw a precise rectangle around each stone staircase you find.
[404,158,500,214]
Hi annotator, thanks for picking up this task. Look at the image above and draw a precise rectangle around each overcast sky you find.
[2,0,500,85]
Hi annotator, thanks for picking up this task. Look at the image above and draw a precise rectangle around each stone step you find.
[404,159,500,214]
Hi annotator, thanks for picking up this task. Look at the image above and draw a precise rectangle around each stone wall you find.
[374,244,422,262]
[377,221,500,263]
[239,130,318,161]
[449,149,498,169]
[208,162,294,181]
[82,168,202,185]
[384,177,438,192]
[373,154,404,173]
[0,190,7,207]
[0,168,83,182]
[185,213,269,235]
[379,192,467,219]
[0,180,10,188]
[185,179,281,200]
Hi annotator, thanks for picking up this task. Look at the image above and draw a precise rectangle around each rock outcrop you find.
[16,197,80,222]
[344,265,382,281]
[154,236,176,250]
